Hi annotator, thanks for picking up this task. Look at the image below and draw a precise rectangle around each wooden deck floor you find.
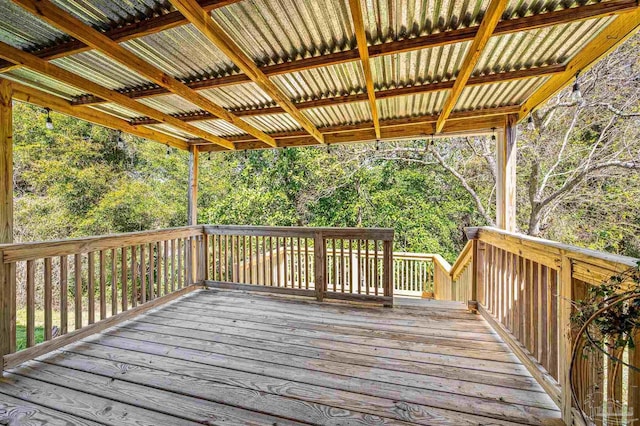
[0,289,562,425]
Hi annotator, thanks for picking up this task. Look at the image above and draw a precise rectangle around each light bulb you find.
[527,115,535,131]
[45,108,54,130]
[571,81,582,102]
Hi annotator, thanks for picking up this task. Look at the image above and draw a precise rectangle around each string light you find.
[166,143,171,156]
[208,152,211,161]
[527,114,535,131]
[116,131,125,149]
[326,143,331,154]
[491,127,497,142]
[44,108,54,130]
[571,71,582,102]
[244,149,248,159]
[375,140,380,151]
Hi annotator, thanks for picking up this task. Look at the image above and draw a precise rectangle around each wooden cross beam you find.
[347,0,380,139]
[168,0,325,144]
[10,0,277,148]
[435,0,509,133]
[0,41,235,149]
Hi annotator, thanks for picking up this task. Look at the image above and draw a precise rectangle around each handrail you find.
[438,226,640,424]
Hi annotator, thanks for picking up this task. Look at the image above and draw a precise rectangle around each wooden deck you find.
[0,289,561,425]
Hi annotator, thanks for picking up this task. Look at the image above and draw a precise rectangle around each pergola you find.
[0,0,638,242]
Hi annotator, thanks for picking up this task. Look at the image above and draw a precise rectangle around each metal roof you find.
[0,0,637,149]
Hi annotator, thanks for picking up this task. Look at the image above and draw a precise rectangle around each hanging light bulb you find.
[527,114,535,131]
[430,133,435,146]
[375,140,380,151]
[44,108,54,130]
[571,72,582,103]
[116,131,125,149]
[208,152,211,161]
[491,127,496,142]
[244,149,248,159]
[166,144,171,157]
[326,143,331,154]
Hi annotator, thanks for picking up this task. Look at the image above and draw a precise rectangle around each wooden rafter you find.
[348,0,380,139]
[130,65,565,126]
[0,0,242,74]
[198,114,508,152]
[67,0,637,106]
[0,41,236,149]
[7,79,189,149]
[519,6,640,120]
[11,0,277,148]
[435,0,509,133]
[169,0,324,144]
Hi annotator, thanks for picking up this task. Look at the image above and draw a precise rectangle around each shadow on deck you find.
[0,289,562,425]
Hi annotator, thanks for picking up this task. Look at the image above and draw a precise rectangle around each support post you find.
[558,253,574,424]
[313,232,325,302]
[496,114,517,232]
[382,240,393,307]
[187,145,198,283]
[465,227,482,313]
[0,79,13,375]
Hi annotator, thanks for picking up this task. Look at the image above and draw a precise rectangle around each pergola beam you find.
[435,0,509,133]
[0,40,236,150]
[169,0,324,144]
[519,6,640,120]
[8,80,190,149]
[68,0,635,107]
[11,0,276,148]
[348,0,381,139]
[129,65,564,126]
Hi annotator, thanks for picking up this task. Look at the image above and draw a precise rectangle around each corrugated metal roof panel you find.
[199,82,274,110]
[503,0,600,20]
[360,0,490,44]
[192,119,246,138]
[211,0,354,66]
[303,101,372,128]
[378,91,447,120]
[271,61,365,101]
[90,102,144,120]
[0,0,68,50]
[454,76,548,110]
[4,68,84,99]
[243,113,303,133]
[50,0,171,30]
[52,51,151,90]
[372,41,470,89]
[475,17,614,74]
[147,122,196,140]
[137,94,201,115]
[122,24,237,81]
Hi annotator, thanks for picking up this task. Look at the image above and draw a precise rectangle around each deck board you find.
[0,289,562,425]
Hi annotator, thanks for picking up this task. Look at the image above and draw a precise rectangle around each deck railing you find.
[0,224,395,375]
[436,226,640,425]
[203,225,394,304]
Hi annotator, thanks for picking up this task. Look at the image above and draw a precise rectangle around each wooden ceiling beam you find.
[11,0,276,148]
[169,0,324,144]
[68,0,636,106]
[129,65,563,125]
[0,40,236,149]
[348,0,381,139]
[0,0,241,74]
[198,114,508,152]
[7,79,189,149]
[519,6,640,120]
[435,0,509,133]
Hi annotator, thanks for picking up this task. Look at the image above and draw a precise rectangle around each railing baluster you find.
[140,244,147,303]
[111,248,117,316]
[60,255,68,335]
[44,257,52,341]
[74,253,82,330]
[88,251,95,323]
[26,260,35,347]
[131,245,137,309]
[99,250,106,320]
[148,243,155,300]
[121,247,128,312]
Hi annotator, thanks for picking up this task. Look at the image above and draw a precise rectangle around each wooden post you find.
[496,114,517,232]
[382,240,393,307]
[558,253,573,424]
[0,79,13,376]
[313,232,325,302]
[187,146,198,283]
